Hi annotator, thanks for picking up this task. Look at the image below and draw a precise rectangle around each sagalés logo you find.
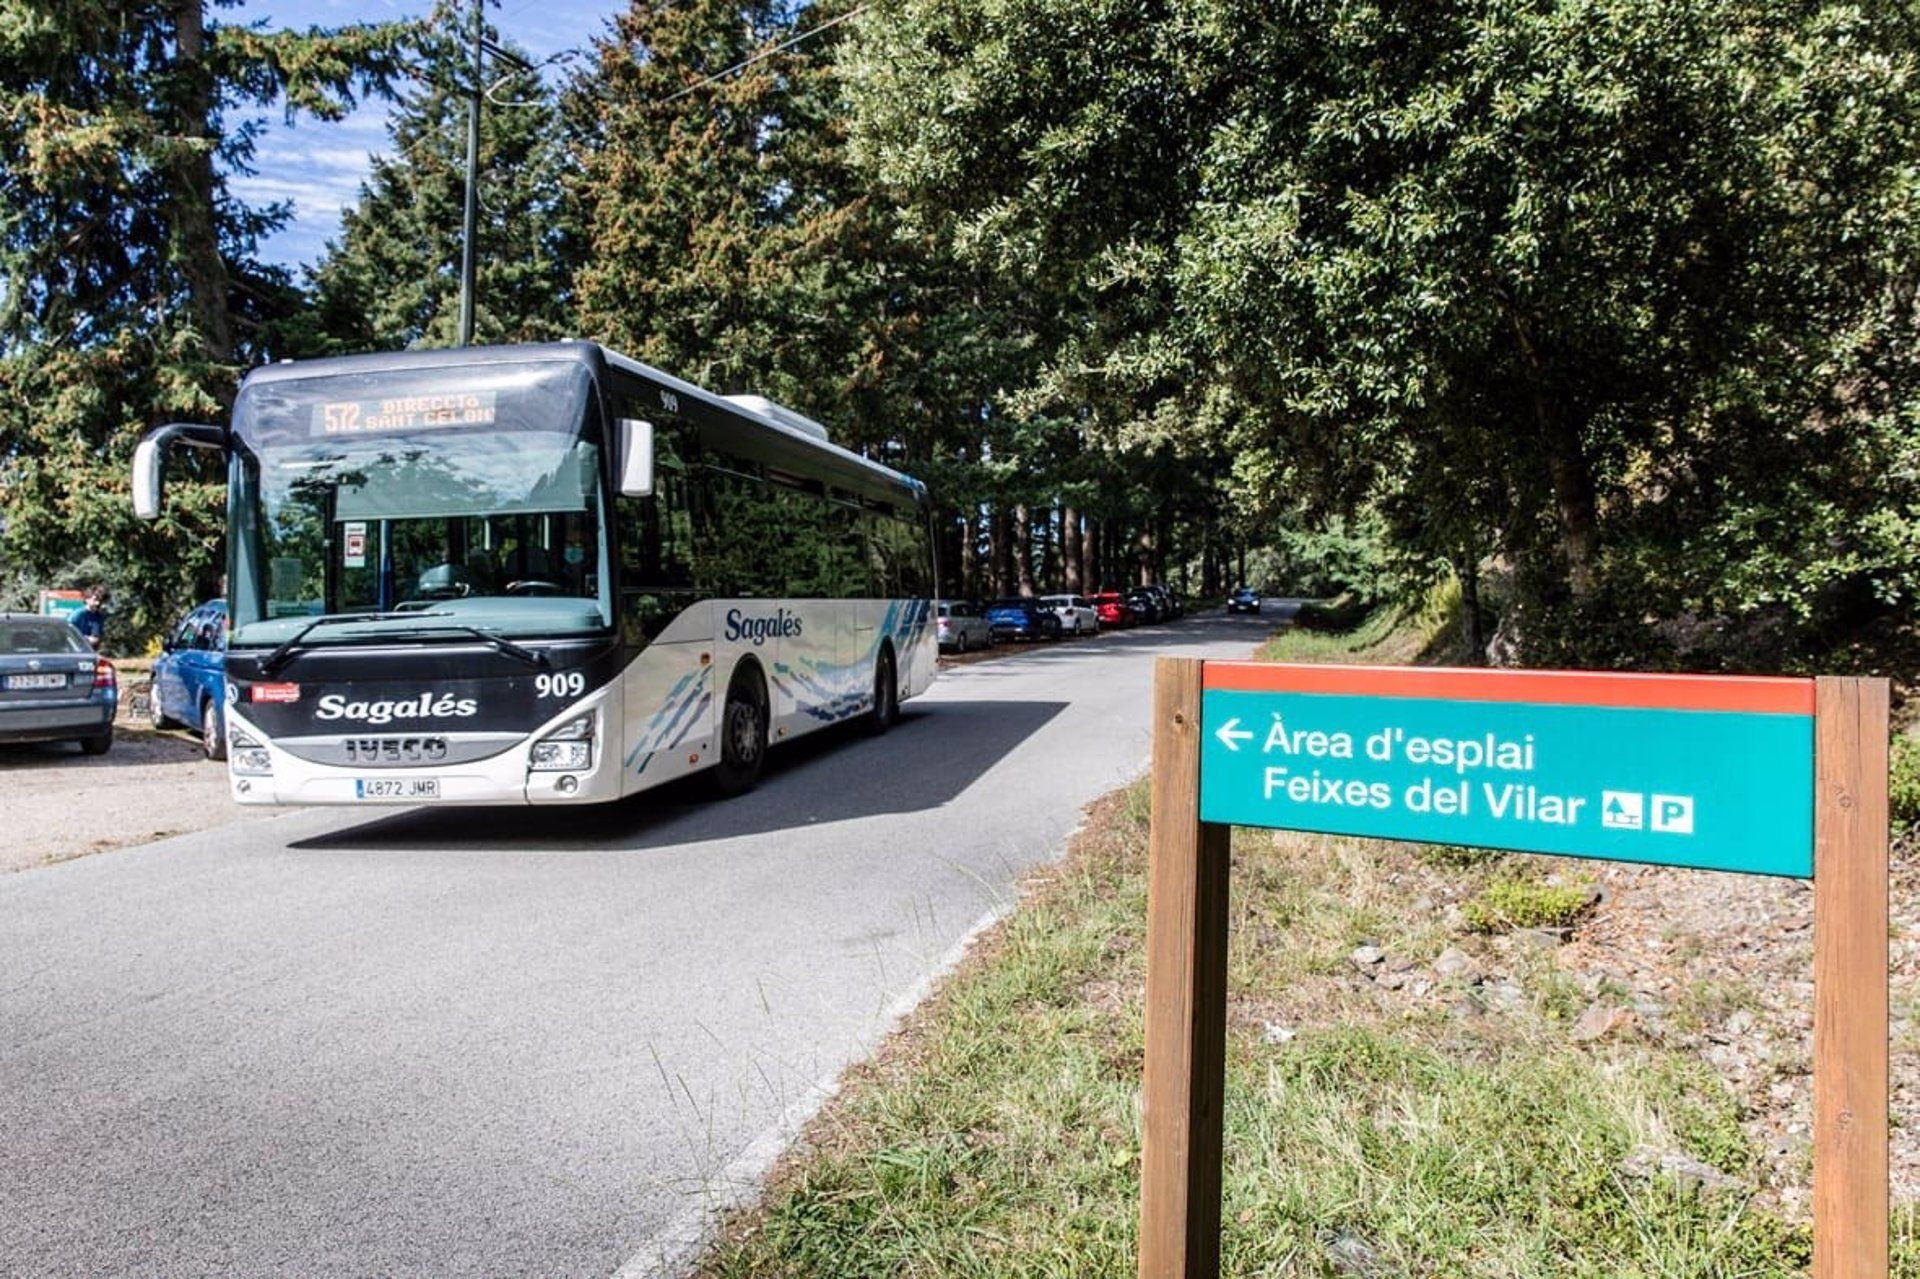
[724,607,804,646]
[313,692,479,725]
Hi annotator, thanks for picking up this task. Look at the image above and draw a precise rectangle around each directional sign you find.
[1199,663,1816,877]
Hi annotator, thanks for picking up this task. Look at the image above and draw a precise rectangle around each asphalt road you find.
[0,607,1284,1277]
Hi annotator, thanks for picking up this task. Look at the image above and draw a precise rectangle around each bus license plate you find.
[4,673,67,690]
[355,778,441,801]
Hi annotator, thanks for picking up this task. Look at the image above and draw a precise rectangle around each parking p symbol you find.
[1651,794,1695,835]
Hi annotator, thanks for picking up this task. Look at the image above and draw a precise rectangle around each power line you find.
[659,4,870,105]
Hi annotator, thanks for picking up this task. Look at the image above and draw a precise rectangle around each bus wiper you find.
[259,611,452,675]
[384,623,547,668]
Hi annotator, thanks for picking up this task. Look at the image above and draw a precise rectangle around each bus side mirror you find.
[133,422,226,520]
[618,418,654,497]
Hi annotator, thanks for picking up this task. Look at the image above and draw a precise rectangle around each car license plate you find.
[354,778,441,801]
[4,673,66,691]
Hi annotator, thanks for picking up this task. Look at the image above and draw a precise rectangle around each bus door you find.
[617,447,710,788]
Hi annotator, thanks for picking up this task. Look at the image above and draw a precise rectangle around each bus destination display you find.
[313,390,498,436]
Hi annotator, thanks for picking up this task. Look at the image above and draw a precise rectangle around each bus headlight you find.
[530,711,594,771]
[230,726,273,776]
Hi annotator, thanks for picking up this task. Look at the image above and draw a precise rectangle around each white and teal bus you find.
[132,342,937,805]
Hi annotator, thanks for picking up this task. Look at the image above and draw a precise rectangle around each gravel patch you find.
[0,725,271,873]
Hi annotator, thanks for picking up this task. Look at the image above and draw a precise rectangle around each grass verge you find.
[702,788,1919,1275]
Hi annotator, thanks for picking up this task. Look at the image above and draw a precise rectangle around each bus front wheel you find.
[711,667,768,797]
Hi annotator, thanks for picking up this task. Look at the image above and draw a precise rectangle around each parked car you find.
[984,597,1063,641]
[936,599,995,653]
[1124,588,1165,624]
[150,598,228,760]
[1090,591,1133,628]
[0,613,117,755]
[1039,593,1100,636]
[1228,586,1262,614]
[1146,584,1183,619]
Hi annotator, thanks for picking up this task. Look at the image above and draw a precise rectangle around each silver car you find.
[1039,594,1100,636]
[936,600,994,652]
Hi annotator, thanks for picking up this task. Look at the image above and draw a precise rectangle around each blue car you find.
[150,598,228,760]
[983,597,1062,641]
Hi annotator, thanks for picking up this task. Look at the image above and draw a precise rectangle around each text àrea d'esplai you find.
[1259,717,1588,826]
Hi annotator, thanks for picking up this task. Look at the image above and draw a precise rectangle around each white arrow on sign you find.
[1214,718,1254,752]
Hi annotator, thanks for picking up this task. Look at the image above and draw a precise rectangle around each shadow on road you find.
[0,727,206,772]
[289,697,1069,854]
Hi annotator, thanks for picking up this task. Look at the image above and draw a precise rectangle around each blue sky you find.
[226,0,623,269]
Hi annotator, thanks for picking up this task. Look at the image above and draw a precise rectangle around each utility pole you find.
[456,1,536,348]
[457,0,483,346]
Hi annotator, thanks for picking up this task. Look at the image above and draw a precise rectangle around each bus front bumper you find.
[225,710,623,807]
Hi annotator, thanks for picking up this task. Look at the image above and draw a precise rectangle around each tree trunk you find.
[1062,506,1082,593]
[1456,557,1486,665]
[1014,504,1035,597]
[991,506,1013,597]
[960,511,979,600]
[171,0,235,373]
[1510,306,1599,601]
[1538,402,1600,602]
[1136,523,1155,587]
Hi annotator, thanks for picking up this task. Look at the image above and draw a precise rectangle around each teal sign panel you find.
[1199,686,1815,878]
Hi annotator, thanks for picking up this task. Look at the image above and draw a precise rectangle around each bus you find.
[132,341,937,806]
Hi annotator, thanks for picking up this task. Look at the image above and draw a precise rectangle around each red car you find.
[1090,592,1133,628]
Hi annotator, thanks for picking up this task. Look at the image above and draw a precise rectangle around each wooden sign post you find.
[1139,657,1888,1279]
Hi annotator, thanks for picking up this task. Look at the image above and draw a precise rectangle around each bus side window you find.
[694,463,776,599]
[827,499,867,599]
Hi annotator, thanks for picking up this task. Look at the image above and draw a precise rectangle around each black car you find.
[1124,588,1164,624]
[0,613,118,754]
[1228,586,1262,614]
[983,597,1063,641]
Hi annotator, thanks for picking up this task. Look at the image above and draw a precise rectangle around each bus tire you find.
[711,664,768,797]
[867,646,898,736]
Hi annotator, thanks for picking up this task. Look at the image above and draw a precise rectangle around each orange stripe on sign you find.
[1202,662,1815,715]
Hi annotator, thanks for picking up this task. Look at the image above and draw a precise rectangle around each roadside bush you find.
[1463,875,1592,933]
[1893,735,1920,834]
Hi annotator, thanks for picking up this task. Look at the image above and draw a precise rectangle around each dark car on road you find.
[0,613,118,755]
[1124,588,1165,625]
[984,598,1063,641]
[150,598,229,760]
[1228,586,1262,614]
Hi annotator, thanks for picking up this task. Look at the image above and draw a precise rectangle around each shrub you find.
[1463,875,1592,933]
[1893,735,1920,834]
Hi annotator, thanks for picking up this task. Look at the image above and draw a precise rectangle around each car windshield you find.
[0,621,88,655]
[226,360,611,646]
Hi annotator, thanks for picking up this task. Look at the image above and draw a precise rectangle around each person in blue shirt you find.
[73,587,106,651]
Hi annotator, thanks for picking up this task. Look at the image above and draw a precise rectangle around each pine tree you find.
[308,28,572,352]
[0,2,415,642]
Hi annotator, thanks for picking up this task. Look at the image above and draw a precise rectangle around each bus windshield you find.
[227,359,612,646]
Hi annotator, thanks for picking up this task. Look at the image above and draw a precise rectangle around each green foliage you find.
[843,0,1920,668]
[1893,735,1920,834]
[1463,875,1592,934]
[0,2,416,648]
[304,21,571,353]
